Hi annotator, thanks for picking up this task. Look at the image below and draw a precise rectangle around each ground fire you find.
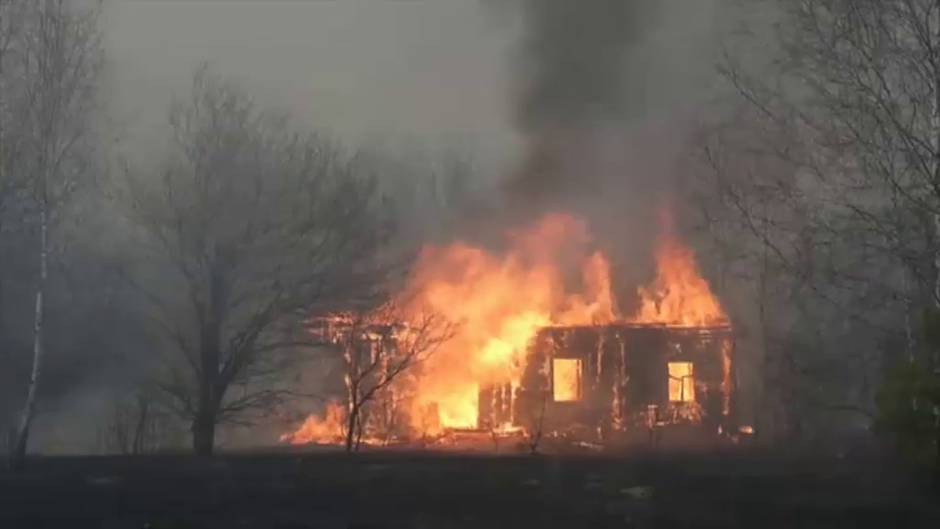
[282,213,737,449]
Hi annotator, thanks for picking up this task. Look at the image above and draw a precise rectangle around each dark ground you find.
[1,449,938,529]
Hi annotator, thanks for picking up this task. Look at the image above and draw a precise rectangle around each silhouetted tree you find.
[120,66,390,456]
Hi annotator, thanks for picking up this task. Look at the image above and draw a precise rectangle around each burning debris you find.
[279,401,347,446]
[283,213,736,450]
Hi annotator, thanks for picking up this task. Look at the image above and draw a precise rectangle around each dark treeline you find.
[689,0,940,467]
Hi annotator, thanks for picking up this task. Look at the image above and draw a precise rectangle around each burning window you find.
[553,358,582,402]
[668,362,695,403]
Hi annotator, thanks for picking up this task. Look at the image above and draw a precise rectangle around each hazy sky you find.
[103,0,523,165]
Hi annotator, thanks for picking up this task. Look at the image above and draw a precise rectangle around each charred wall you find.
[480,324,735,444]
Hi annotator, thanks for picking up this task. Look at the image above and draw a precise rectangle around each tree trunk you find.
[10,204,47,471]
[355,413,365,451]
[345,402,358,453]
[756,210,772,441]
[194,306,222,456]
[932,2,940,480]
[192,411,216,456]
[935,419,939,484]
[528,390,547,455]
[132,396,149,455]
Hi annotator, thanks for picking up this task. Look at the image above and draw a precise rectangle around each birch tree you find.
[4,0,102,471]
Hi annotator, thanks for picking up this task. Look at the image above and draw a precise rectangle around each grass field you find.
[1,449,938,528]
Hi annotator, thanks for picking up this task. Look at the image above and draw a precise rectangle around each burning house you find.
[283,213,739,449]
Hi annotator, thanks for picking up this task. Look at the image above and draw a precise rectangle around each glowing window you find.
[552,358,582,402]
[668,362,695,403]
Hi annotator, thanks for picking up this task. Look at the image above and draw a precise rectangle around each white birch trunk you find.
[11,201,47,468]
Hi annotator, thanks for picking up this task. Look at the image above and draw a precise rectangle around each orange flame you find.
[552,358,582,401]
[634,234,727,327]
[403,214,617,432]
[280,401,346,445]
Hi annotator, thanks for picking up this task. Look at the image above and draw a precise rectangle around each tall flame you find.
[634,234,727,327]
[404,213,615,431]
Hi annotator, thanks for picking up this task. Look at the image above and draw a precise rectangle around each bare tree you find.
[4,0,102,470]
[103,389,176,456]
[119,66,390,456]
[329,303,455,452]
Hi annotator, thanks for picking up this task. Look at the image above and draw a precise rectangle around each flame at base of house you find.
[282,213,737,450]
